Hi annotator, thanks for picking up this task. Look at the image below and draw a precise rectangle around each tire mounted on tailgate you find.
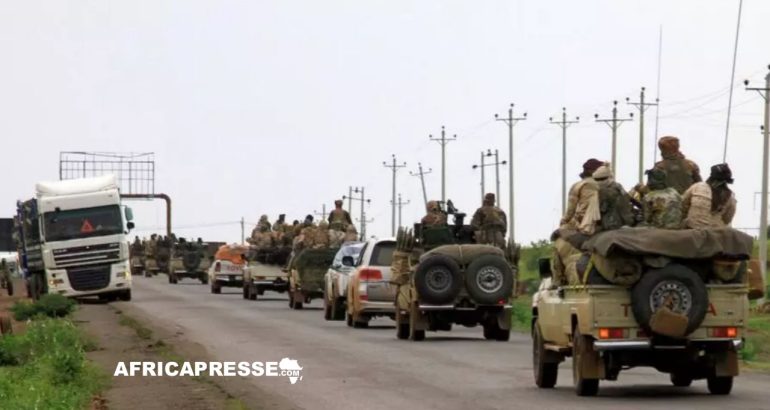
[414,254,463,305]
[630,264,708,336]
[465,254,514,305]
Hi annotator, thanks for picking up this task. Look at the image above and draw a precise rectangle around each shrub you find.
[11,294,76,321]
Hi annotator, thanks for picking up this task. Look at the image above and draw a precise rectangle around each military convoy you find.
[533,227,754,396]
[242,245,291,300]
[392,201,519,341]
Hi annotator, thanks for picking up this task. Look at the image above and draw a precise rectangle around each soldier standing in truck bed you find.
[421,200,447,227]
[653,136,702,194]
[328,200,352,232]
[471,193,507,248]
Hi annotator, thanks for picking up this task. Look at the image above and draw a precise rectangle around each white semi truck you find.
[15,175,135,301]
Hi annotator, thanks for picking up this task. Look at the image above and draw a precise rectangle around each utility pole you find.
[313,204,327,221]
[495,103,526,243]
[549,108,580,214]
[356,215,374,241]
[240,217,245,244]
[391,193,410,229]
[594,100,633,176]
[472,149,507,204]
[430,126,457,204]
[410,163,432,208]
[745,66,770,300]
[627,87,659,183]
[383,155,407,236]
[348,186,353,213]
[344,187,371,240]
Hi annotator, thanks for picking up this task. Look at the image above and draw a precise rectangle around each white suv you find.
[323,242,364,321]
[346,238,397,328]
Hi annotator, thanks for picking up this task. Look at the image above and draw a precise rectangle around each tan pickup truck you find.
[533,227,753,396]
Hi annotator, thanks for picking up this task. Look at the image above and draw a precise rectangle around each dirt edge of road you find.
[77,302,299,410]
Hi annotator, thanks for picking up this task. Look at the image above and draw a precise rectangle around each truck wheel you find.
[291,294,303,310]
[243,284,250,299]
[324,298,333,320]
[707,376,733,395]
[200,274,208,285]
[0,316,13,335]
[465,255,514,305]
[332,298,346,321]
[631,264,708,337]
[670,373,693,387]
[29,275,42,301]
[211,281,221,294]
[414,254,463,305]
[533,320,558,388]
[144,270,152,278]
[352,313,369,329]
[249,286,258,300]
[6,279,13,297]
[346,311,354,327]
[409,305,426,341]
[572,328,599,396]
[395,310,409,340]
[118,289,132,302]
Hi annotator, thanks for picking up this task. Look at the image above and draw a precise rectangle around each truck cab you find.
[16,175,134,301]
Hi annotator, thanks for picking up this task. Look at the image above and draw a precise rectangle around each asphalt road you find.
[117,276,770,410]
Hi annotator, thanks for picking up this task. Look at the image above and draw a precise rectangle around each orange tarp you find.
[214,244,249,265]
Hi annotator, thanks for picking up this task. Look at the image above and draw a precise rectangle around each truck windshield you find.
[43,205,123,242]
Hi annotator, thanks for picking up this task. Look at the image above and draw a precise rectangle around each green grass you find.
[118,313,153,340]
[11,294,77,321]
[743,312,770,369]
[510,298,533,333]
[0,318,107,410]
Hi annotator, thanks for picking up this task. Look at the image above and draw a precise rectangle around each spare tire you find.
[183,252,202,271]
[465,255,514,305]
[414,254,463,305]
[631,264,708,337]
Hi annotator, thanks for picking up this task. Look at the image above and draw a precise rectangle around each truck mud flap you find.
[497,308,512,330]
[713,348,740,377]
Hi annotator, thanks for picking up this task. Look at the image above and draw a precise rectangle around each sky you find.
[1,0,769,245]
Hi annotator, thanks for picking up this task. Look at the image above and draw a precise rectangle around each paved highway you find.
[115,276,770,410]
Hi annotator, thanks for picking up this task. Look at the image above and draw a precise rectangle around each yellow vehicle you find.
[533,227,753,396]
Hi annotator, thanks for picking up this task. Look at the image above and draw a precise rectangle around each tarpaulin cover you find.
[583,227,753,259]
[214,244,249,265]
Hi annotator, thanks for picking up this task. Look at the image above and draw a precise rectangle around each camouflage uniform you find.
[653,136,702,194]
[421,200,447,226]
[471,193,507,248]
[328,200,353,232]
[145,235,157,258]
[314,221,331,249]
[682,182,736,229]
[593,166,634,232]
[343,225,359,242]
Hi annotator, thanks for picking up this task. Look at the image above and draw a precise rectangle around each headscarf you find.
[645,168,667,191]
[580,158,604,178]
[706,163,734,212]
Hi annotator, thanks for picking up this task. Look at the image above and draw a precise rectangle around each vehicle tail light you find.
[598,328,625,339]
[214,262,221,273]
[359,269,382,281]
[711,327,738,338]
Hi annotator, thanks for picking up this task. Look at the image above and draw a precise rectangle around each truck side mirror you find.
[124,206,134,222]
[126,222,135,231]
[538,258,552,279]
[341,256,355,267]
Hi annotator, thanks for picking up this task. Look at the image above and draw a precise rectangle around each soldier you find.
[471,193,507,248]
[641,168,683,229]
[552,159,603,286]
[590,165,635,233]
[314,221,331,249]
[328,200,353,232]
[257,215,272,233]
[421,200,447,227]
[130,236,143,256]
[682,163,736,229]
[560,158,603,231]
[272,214,288,232]
[145,234,158,258]
[295,216,318,251]
[653,136,702,194]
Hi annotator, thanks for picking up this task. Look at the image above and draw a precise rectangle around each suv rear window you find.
[370,241,395,266]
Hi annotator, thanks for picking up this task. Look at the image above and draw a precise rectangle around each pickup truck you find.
[533,227,752,396]
[243,261,289,300]
[323,241,364,321]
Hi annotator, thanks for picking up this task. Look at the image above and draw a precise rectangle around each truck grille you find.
[52,243,121,269]
[66,264,111,291]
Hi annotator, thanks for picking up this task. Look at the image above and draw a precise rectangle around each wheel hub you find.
[476,266,504,294]
[425,267,452,293]
[649,280,692,315]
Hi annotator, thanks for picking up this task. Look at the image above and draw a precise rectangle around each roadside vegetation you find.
[743,307,770,370]
[0,295,106,410]
[510,240,551,332]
